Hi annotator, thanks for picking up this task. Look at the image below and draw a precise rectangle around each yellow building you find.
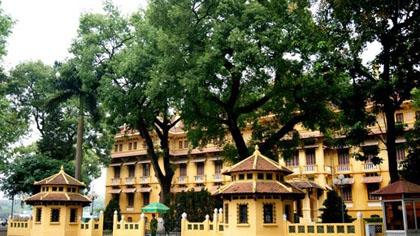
[214,146,304,236]
[105,101,417,222]
[8,167,104,236]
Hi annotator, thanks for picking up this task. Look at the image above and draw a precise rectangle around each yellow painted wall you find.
[7,207,103,236]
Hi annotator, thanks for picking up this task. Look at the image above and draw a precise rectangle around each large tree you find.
[0,2,27,157]
[148,0,343,161]
[49,60,103,180]
[70,3,182,202]
[317,0,420,182]
[2,61,105,192]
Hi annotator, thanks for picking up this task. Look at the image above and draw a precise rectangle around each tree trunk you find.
[75,97,84,180]
[158,125,174,203]
[137,118,174,203]
[384,106,399,183]
[159,176,173,203]
[227,118,250,160]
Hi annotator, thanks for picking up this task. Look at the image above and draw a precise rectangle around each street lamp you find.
[333,174,350,223]
[89,190,98,217]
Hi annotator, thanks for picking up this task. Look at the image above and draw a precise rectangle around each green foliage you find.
[0,3,25,158]
[0,2,12,57]
[148,0,344,161]
[0,145,75,197]
[319,190,352,223]
[399,119,420,185]
[0,97,27,157]
[0,60,106,197]
[164,189,222,232]
[318,0,420,182]
[103,196,121,229]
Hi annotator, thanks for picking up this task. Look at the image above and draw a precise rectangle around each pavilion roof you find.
[372,180,420,196]
[223,146,293,175]
[34,166,85,187]
[25,192,91,206]
[214,181,304,196]
[288,180,325,190]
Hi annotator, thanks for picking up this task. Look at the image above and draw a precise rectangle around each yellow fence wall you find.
[181,210,225,236]
[112,211,146,236]
[181,211,385,236]
[78,213,104,236]
[7,212,103,236]
[7,219,32,236]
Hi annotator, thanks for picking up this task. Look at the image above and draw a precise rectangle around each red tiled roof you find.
[25,192,91,206]
[215,181,303,196]
[288,181,325,190]
[373,180,420,195]
[224,146,292,175]
[34,167,85,187]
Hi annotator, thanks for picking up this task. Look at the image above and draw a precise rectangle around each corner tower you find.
[214,146,304,236]
[24,166,91,236]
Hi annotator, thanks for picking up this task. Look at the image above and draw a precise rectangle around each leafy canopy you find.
[148,0,345,161]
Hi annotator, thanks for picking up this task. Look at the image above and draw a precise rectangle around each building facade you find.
[105,101,417,222]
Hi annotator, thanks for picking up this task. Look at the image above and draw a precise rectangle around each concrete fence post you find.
[98,211,104,236]
[283,214,288,236]
[181,212,187,236]
[140,213,146,235]
[113,211,118,233]
[205,214,210,232]
[355,212,365,236]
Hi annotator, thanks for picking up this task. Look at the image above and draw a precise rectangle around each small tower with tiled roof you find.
[214,146,304,236]
[24,166,91,236]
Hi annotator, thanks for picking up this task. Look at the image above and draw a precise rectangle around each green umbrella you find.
[142,202,170,213]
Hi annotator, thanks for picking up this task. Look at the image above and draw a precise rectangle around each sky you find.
[1,0,148,200]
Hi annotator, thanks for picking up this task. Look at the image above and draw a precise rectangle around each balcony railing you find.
[286,166,301,175]
[213,174,223,181]
[303,165,318,173]
[194,175,206,182]
[111,178,121,185]
[335,164,352,173]
[125,177,136,184]
[139,176,150,183]
[177,176,188,183]
[362,163,380,172]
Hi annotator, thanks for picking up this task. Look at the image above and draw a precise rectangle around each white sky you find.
[1,0,148,200]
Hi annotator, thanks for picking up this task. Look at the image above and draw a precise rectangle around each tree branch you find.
[259,114,307,154]
[236,94,272,114]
